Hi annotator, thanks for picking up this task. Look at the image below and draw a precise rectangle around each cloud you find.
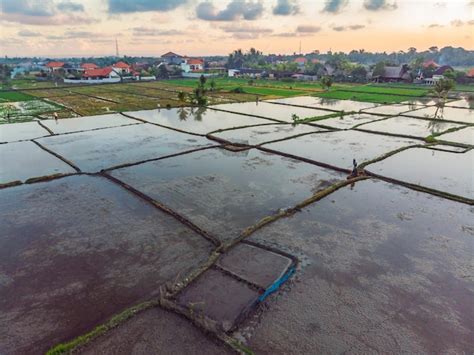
[2,0,55,16]
[363,0,397,11]
[322,0,348,13]
[196,0,264,21]
[451,19,464,26]
[220,24,273,33]
[273,0,299,15]
[332,24,365,31]
[1,0,97,25]
[271,32,298,37]
[0,13,99,25]
[296,25,321,33]
[17,29,41,37]
[57,1,85,12]
[131,27,185,36]
[108,0,188,13]
[46,31,110,40]
[220,24,272,39]
[428,23,443,28]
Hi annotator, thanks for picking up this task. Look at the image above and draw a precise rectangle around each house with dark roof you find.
[161,52,184,65]
[373,65,411,83]
[433,65,454,76]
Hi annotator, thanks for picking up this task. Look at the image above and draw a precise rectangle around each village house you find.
[423,59,440,69]
[294,57,307,68]
[83,67,120,81]
[181,58,204,73]
[46,61,65,73]
[80,63,99,71]
[373,65,411,83]
[112,61,131,75]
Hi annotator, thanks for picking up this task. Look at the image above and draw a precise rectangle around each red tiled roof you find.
[81,63,98,69]
[423,60,439,68]
[311,58,320,64]
[187,58,203,65]
[294,57,307,63]
[114,61,130,69]
[83,67,114,78]
[46,61,65,68]
[467,68,474,77]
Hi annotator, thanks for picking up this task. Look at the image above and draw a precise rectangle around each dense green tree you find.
[320,76,333,91]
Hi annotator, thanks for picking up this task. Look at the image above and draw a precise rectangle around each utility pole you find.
[115,38,119,58]
[299,41,302,55]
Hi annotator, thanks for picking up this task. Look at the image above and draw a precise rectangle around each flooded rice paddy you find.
[357,116,464,138]
[209,101,332,122]
[0,97,472,353]
[268,96,376,112]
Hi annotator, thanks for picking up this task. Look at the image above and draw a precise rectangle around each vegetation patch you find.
[0,91,36,102]
[314,90,418,103]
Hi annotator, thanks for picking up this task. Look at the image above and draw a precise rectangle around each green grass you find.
[233,86,307,97]
[0,91,36,102]
[296,111,349,124]
[314,90,418,103]
[347,85,429,97]
[2,79,59,90]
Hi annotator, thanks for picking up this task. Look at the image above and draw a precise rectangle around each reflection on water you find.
[367,147,473,199]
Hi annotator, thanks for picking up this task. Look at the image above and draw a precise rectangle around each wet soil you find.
[110,147,344,242]
[36,123,214,172]
[242,179,474,353]
[367,147,473,199]
[0,175,213,354]
[0,141,76,184]
[125,107,271,135]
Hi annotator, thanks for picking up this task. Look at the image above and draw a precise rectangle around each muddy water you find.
[437,126,474,145]
[0,175,213,354]
[81,307,232,354]
[125,107,271,134]
[210,123,325,145]
[110,148,344,241]
[320,114,385,129]
[362,104,422,116]
[41,113,138,134]
[358,116,463,138]
[209,101,331,122]
[366,147,473,199]
[244,179,474,353]
[0,141,76,184]
[0,121,50,143]
[403,106,474,124]
[268,96,375,112]
[263,130,417,170]
[445,98,474,109]
[36,123,214,172]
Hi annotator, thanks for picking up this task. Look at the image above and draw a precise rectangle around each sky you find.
[0,0,473,57]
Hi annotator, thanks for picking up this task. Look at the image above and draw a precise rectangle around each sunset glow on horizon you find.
[1,0,473,57]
